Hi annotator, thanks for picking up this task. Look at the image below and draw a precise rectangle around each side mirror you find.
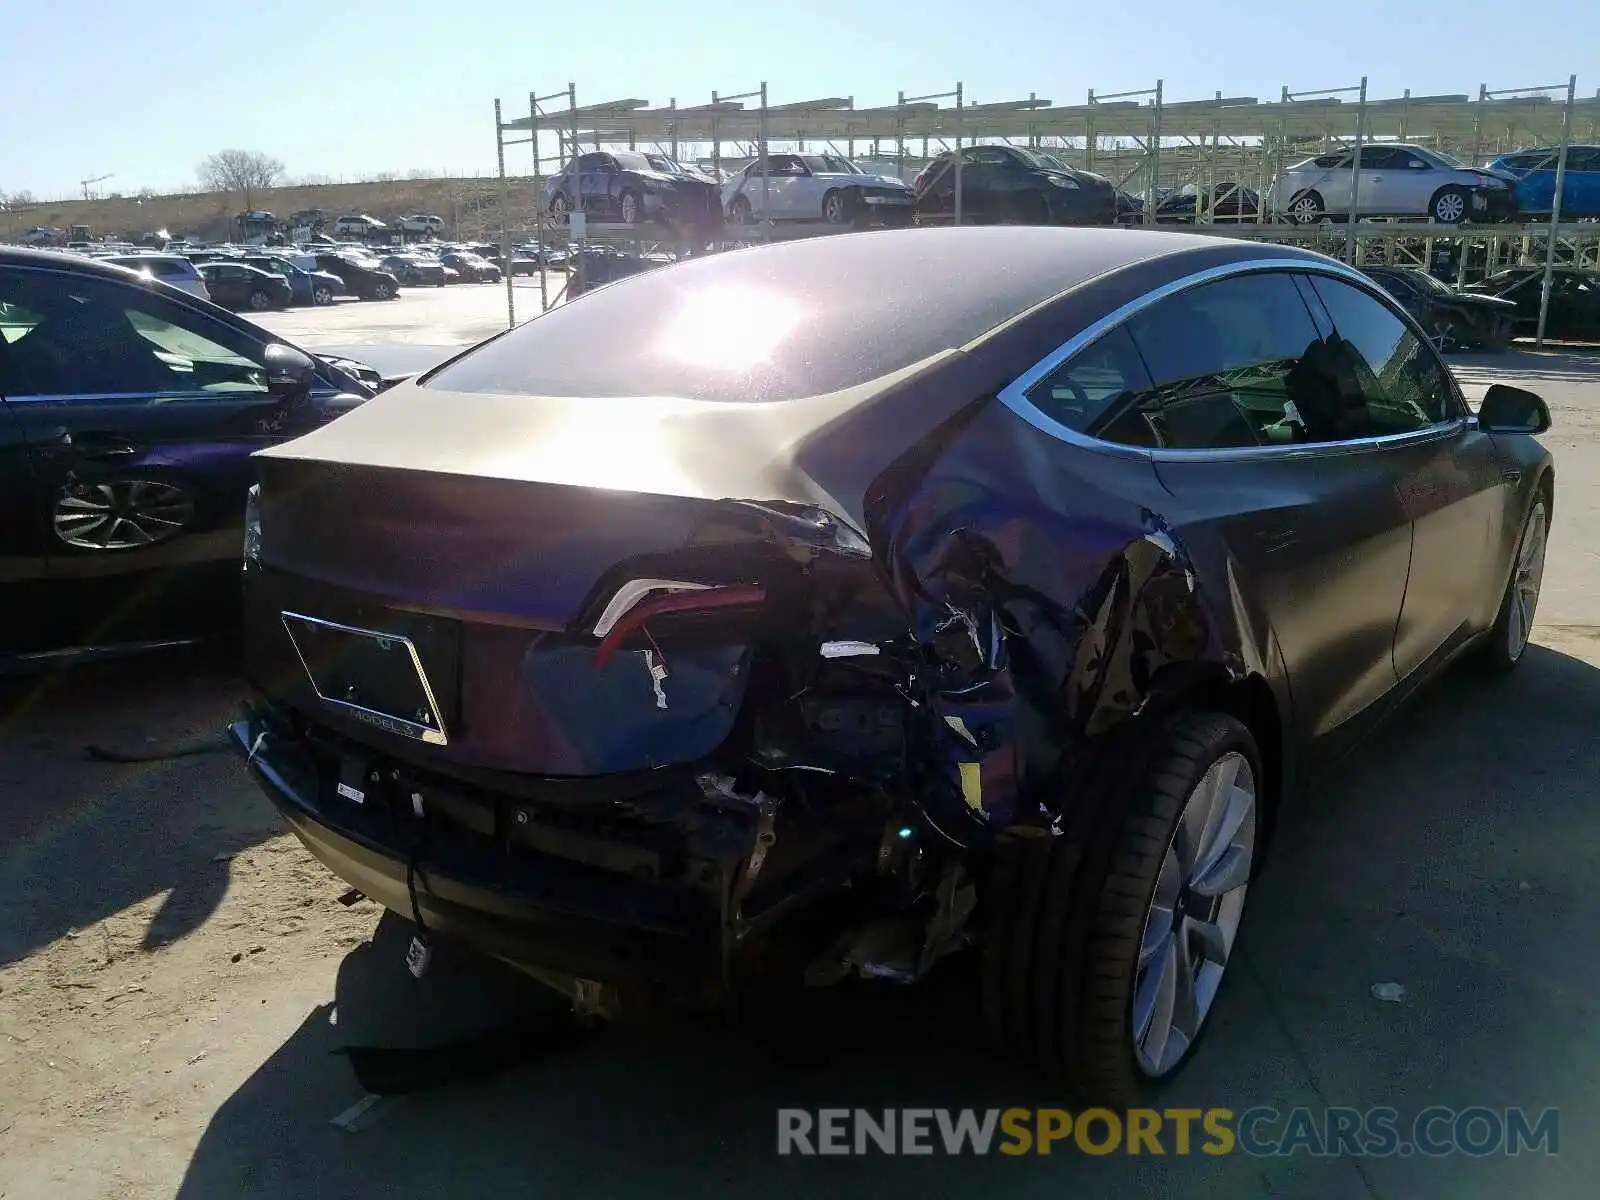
[263,343,317,405]
[1478,383,1551,434]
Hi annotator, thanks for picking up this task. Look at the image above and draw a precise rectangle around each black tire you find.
[549,193,569,223]
[312,285,334,305]
[618,189,641,225]
[981,710,1263,1104]
[821,189,852,226]
[1286,190,1325,224]
[728,195,753,224]
[1481,489,1551,673]
[374,281,395,300]
[1431,186,1472,225]
[246,289,271,311]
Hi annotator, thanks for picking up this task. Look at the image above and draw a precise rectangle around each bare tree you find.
[197,149,284,210]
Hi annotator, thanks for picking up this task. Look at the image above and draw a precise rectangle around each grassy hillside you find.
[2,176,544,244]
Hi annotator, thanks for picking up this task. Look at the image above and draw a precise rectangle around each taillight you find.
[591,581,767,668]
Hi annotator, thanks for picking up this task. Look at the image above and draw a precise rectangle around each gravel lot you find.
[2,305,1597,1198]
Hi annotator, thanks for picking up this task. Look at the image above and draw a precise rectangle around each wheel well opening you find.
[1183,673,1284,822]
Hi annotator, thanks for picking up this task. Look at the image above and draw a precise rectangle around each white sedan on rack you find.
[1267,144,1521,225]
[720,152,917,227]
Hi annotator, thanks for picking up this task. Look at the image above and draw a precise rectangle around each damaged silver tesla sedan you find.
[230,225,1554,1100]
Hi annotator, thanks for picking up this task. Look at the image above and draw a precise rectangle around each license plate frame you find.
[281,611,451,746]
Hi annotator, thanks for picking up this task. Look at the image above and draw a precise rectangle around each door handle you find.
[68,431,141,460]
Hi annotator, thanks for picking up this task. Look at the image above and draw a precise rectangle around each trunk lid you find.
[247,385,914,778]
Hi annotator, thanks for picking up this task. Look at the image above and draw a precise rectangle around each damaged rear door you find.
[1109,269,1415,743]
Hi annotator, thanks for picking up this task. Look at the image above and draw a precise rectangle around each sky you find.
[2,0,1591,200]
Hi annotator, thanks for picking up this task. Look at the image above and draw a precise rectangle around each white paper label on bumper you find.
[336,782,366,804]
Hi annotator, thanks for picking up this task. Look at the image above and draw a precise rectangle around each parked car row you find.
[540,140,1600,236]
[0,246,396,665]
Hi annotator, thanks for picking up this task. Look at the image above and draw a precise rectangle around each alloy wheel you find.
[1131,751,1257,1078]
[54,480,195,550]
[313,286,333,305]
[1506,501,1548,662]
[620,193,639,224]
[1435,192,1467,223]
[1289,196,1322,224]
[824,192,847,224]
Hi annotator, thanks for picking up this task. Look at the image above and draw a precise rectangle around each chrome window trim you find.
[2,386,342,405]
[997,256,1469,462]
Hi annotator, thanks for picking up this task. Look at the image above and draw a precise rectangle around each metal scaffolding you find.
[490,75,1597,326]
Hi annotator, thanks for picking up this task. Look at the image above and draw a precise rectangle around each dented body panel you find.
[231,225,1550,1001]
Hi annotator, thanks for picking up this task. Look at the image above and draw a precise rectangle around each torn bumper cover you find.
[230,701,887,995]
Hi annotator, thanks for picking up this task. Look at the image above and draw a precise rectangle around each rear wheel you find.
[312,285,334,305]
[247,289,271,311]
[982,710,1262,1103]
[1482,493,1549,672]
[549,193,569,223]
[1287,191,1325,224]
[618,190,641,225]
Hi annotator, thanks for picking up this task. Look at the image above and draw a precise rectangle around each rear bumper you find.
[229,700,785,994]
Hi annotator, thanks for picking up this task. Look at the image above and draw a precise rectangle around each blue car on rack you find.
[1488,145,1600,218]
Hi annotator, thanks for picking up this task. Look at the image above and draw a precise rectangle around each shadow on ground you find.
[174,644,1600,1199]
[0,650,277,964]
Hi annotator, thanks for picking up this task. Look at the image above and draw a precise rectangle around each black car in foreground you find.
[312,253,400,300]
[231,227,1552,1102]
[0,247,384,669]
[1463,267,1600,342]
[194,261,295,311]
[1363,265,1519,350]
[915,145,1119,225]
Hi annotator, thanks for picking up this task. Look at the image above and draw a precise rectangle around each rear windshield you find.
[421,234,1076,403]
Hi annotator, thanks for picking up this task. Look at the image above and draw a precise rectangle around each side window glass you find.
[1117,272,1325,449]
[1307,276,1460,433]
[0,272,268,399]
[1022,326,1151,434]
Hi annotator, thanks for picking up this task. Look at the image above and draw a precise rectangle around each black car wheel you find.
[728,195,753,224]
[247,289,272,311]
[313,285,334,305]
[549,193,570,223]
[822,190,851,226]
[982,709,1263,1102]
[619,190,641,225]
[373,281,395,300]
[1432,186,1472,225]
[54,475,200,551]
[1482,491,1550,672]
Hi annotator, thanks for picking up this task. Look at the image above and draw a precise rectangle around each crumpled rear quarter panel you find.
[868,400,1250,828]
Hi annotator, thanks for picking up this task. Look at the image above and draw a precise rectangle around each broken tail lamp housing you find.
[590,579,767,668]
[243,483,263,570]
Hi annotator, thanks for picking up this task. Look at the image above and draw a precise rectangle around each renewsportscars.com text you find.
[776,1106,1559,1157]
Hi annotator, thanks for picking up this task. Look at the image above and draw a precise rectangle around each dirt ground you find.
[2,347,1599,1198]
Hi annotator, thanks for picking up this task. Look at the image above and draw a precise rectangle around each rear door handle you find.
[68,431,141,460]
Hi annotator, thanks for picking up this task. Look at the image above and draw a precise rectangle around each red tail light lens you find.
[591,583,767,668]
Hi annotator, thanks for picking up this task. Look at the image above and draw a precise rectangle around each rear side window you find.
[1023,326,1151,432]
[1306,276,1460,431]
[1109,272,1326,450]
[143,259,195,280]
